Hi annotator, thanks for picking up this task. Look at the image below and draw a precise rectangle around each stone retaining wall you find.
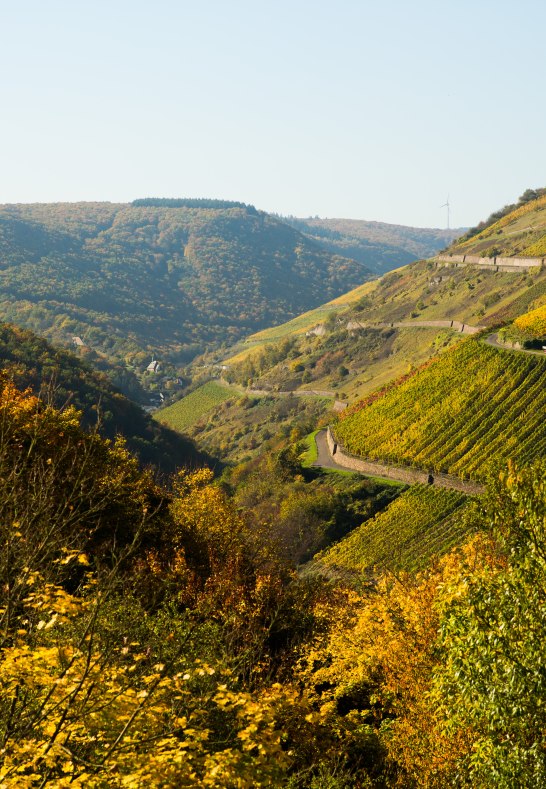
[326,427,483,495]
[497,256,544,267]
[245,386,335,398]
[347,319,485,335]
[437,253,543,269]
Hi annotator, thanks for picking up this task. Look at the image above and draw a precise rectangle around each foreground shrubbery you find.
[297,462,546,787]
[0,375,545,787]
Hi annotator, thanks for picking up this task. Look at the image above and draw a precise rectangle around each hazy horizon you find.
[2,0,544,228]
[0,197,469,231]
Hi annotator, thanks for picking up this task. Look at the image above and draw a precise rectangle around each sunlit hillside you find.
[447,188,546,257]
[334,339,546,482]
[158,245,546,463]
[315,484,471,579]
[0,200,372,371]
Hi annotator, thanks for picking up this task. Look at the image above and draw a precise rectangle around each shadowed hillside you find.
[0,323,211,473]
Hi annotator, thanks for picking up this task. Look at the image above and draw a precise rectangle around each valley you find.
[5,0,546,780]
[2,188,546,787]
[157,247,546,465]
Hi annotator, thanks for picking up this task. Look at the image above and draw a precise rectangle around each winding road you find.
[313,429,355,473]
[483,333,546,356]
[312,430,484,494]
[310,325,546,494]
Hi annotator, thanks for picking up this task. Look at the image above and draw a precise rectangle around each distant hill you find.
[282,216,463,274]
[0,323,210,474]
[446,187,546,258]
[0,201,372,371]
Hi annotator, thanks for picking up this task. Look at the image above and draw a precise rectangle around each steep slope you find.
[286,216,463,274]
[445,187,546,258]
[0,200,372,370]
[0,323,210,473]
[315,485,471,579]
[334,339,546,482]
[513,304,546,338]
[157,253,546,464]
[218,259,546,399]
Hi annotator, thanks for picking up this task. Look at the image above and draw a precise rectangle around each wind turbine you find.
[440,196,451,229]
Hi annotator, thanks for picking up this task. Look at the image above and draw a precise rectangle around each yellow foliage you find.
[522,234,546,256]
[297,534,500,786]
[0,576,293,788]
[514,303,546,337]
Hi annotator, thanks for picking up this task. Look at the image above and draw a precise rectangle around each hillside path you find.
[312,430,484,495]
[483,333,546,356]
[313,429,356,472]
[217,377,337,399]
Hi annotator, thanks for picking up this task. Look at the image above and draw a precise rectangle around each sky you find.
[1,0,545,228]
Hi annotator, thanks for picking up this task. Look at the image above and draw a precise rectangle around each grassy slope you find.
[156,381,242,433]
[448,192,546,257]
[334,339,546,482]
[223,280,379,365]
[160,392,333,465]
[314,485,471,579]
[221,261,546,400]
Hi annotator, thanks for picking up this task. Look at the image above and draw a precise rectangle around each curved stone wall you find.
[326,427,483,495]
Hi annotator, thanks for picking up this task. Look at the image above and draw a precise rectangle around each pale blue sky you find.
[1,0,544,227]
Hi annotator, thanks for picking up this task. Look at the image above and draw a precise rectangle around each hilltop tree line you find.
[131,197,256,211]
[459,186,546,244]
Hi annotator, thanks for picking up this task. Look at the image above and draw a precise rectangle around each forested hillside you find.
[0,201,371,371]
[286,216,462,273]
[0,322,209,473]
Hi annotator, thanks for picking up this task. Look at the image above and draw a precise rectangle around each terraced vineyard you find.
[316,485,470,578]
[156,381,241,432]
[334,339,546,481]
